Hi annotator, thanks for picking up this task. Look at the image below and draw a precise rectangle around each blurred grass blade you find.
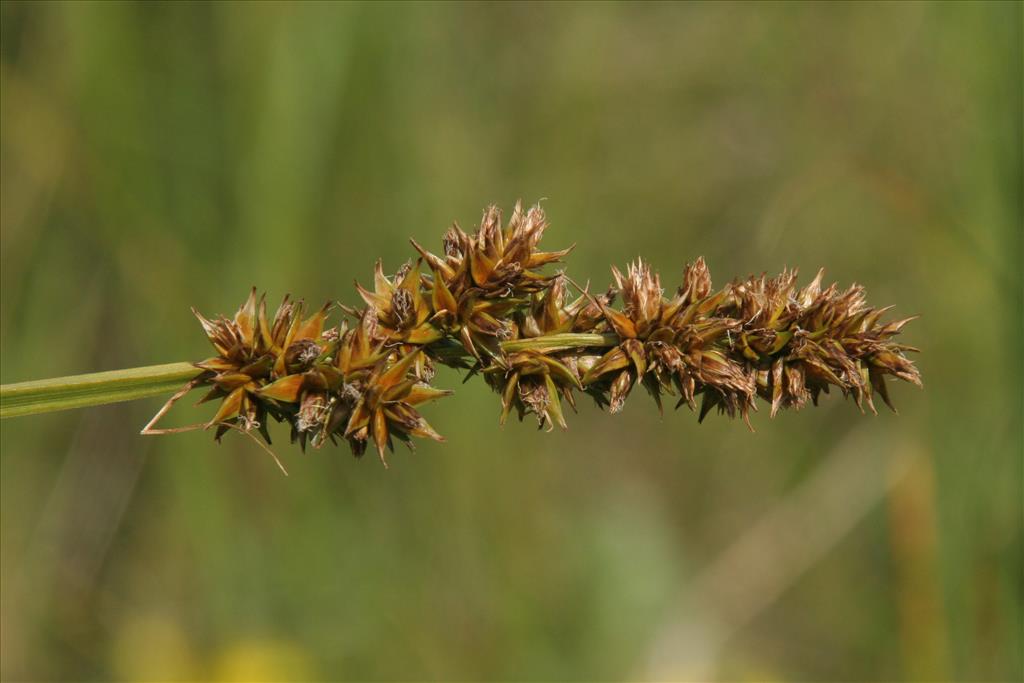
[0,362,197,418]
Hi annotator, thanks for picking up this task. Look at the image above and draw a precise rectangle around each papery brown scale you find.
[519,377,551,427]
[234,288,258,348]
[543,374,568,429]
[609,369,634,414]
[681,257,712,302]
[770,359,785,418]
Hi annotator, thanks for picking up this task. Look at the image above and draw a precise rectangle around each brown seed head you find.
[156,201,921,468]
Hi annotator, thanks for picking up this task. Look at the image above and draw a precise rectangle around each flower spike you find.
[150,201,921,469]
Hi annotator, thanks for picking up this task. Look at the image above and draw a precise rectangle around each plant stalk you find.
[0,333,620,419]
[499,332,618,353]
[0,362,200,418]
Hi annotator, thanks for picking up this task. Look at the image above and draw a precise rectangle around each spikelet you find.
[153,292,451,466]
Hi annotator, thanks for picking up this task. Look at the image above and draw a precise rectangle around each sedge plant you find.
[0,202,922,469]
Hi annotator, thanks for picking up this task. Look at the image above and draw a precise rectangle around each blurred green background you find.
[1,1,1020,681]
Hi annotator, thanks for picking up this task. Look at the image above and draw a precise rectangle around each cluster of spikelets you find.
[151,201,921,466]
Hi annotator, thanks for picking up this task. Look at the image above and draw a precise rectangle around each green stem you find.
[499,333,618,353]
[0,333,621,419]
[0,362,200,419]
